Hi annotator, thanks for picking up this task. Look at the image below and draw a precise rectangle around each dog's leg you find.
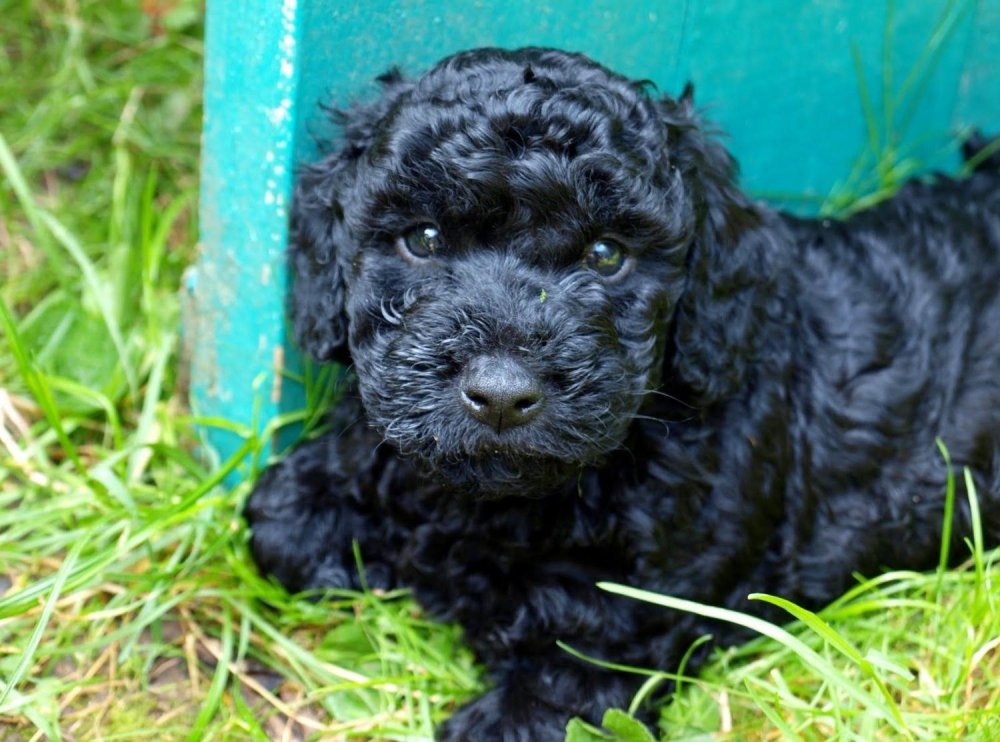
[437,653,647,742]
[245,433,396,592]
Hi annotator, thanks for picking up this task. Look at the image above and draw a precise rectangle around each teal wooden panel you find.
[291,1,695,163]
[955,0,1000,128]
[678,1,978,205]
[189,0,305,471]
[189,0,998,478]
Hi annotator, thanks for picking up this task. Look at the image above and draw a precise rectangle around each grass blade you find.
[0,294,82,471]
[749,593,907,729]
[187,604,234,741]
[935,438,957,608]
[597,582,913,738]
[0,534,87,708]
[0,130,72,286]
[37,210,138,394]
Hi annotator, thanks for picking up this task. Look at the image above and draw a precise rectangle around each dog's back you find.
[776,151,1000,602]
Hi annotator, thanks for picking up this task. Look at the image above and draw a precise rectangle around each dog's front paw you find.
[245,436,395,593]
[436,687,571,742]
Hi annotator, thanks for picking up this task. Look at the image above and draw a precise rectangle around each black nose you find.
[459,355,545,432]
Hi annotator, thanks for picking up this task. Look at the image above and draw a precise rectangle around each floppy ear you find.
[289,157,354,365]
[657,88,784,402]
[290,70,412,364]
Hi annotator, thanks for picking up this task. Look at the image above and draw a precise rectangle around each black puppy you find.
[246,47,1000,739]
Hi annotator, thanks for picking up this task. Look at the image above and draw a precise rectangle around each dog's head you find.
[291,48,765,497]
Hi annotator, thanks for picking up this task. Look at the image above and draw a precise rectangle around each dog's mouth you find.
[428,448,584,499]
[405,417,620,499]
[371,390,633,499]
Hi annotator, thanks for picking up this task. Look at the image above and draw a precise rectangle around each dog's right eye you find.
[397,224,443,262]
[584,238,632,280]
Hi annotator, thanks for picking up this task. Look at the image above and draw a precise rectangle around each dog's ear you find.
[656,92,782,402]
[289,159,354,365]
[290,72,411,364]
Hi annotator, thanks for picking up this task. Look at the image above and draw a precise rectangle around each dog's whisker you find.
[627,413,675,431]
[333,413,367,440]
[633,388,698,408]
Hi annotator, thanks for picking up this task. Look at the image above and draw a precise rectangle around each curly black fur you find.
[246,48,1000,740]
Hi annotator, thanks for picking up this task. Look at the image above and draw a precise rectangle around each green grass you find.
[1,2,998,740]
[821,0,975,215]
[603,505,1000,740]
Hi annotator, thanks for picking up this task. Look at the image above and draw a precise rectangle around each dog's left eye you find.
[398,224,443,261]
[584,239,631,279]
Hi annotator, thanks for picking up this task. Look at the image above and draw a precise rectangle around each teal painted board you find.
[677,1,978,206]
[189,0,998,478]
[189,0,304,471]
[291,1,696,161]
[956,0,1000,127]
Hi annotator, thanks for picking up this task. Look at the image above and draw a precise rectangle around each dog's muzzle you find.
[458,354,545,433]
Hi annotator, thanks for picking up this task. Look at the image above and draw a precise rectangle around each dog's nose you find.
[459,355,544,432]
